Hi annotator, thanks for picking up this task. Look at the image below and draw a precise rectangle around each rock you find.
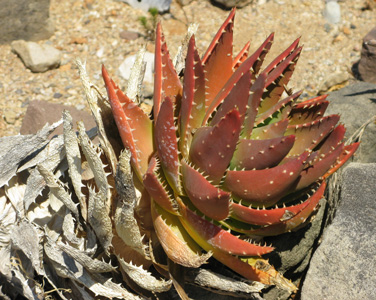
[119,30,140,40]
[0,0,54,44]
[176,0,194,5]
[210,0,253,8]
[20,100,96,136]
[323,1,341,24]
[4,111,18,125]
[301,163,376,300]
[319,71,349,93]
[325,82,376,163]
[11,40,62,73]
[118,0,171,13]
[357,26,376,83]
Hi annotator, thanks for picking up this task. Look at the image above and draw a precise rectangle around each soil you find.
[0,0,375,136]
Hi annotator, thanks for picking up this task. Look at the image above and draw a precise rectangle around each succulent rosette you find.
[102,8,358,291]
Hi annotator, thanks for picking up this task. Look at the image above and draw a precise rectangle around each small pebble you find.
[54,92,63,99]
[323,1,341,24]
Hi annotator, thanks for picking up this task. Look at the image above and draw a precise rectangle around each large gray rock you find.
[301,163,376,300]
[0,0,54,44]
[11,40,61,73]
[325,82,376,163]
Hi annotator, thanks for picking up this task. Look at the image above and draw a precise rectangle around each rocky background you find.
[0,0,375,136]
[0,0,375,299]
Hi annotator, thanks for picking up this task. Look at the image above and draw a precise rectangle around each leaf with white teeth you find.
[118,258,172,292]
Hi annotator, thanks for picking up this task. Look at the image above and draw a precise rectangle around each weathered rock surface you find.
[301,163,376,300]
[11,40,61,73]
[0,0,54,44]
[357,26,376,84]
[325,81,376,163]
[20,100,96,136]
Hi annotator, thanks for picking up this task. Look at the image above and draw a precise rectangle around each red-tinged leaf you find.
[178,201,274,256]
[178,206,296,291]
[285,115,340,156]
[289,95,329,125]
[151,200,211,268]
[154,23,182,120]
[296,143,344,190]
[255,90,301,126]
[180,35,206,158]
[258,46,302,115]
[190,109,241,183]
[323,143,359,179]
[230,198,310,226]
[143,156,179,214]
[251,119,289,140]
[210,70,252,126]
[241,73,267,139]
[103,66,143,178]
[202,34,274,125]
[230,135,295,170]
[263,37,300,74]
[114,81,154,173]
[315,124,346,155]
[232,41,250,69]
[202,9,235,108]
[155,97,180,192]
[181,161,230,221]
[224,152,309,206]
[242,182,326,236]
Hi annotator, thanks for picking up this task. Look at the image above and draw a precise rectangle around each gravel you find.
[0,0,375,136]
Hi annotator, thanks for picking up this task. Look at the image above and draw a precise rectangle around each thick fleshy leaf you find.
[180,35,206,158]
[315,124,346,155]
[255,90,301,126]
[263,37,300,74]
[232,41,250,69]
[285,115,340,156]
[154,23,182,120]
[242,182,326,236]
[143,155,179,214]
[178,200,273,256]
[190,109,241,183]
[289,95,329,125]
[178,205,296,291]
[181,161,230,221]
[112,76,154,175]
[151,200,211,268]
[230,135,295,170]
[224,152,309,206]
[202,8,235,108]
[102,66,145,178]
[296,143,344,190]
[154,97,180,192]
[240,73,267,139]
[230,198,310,226]
[323,143,360,179]
[251,119,289,140]
[210,70,252,126]
[258,45,302,115]
[203,34,273,125]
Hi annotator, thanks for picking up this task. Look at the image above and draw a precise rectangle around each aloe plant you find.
[102,8,359,291]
